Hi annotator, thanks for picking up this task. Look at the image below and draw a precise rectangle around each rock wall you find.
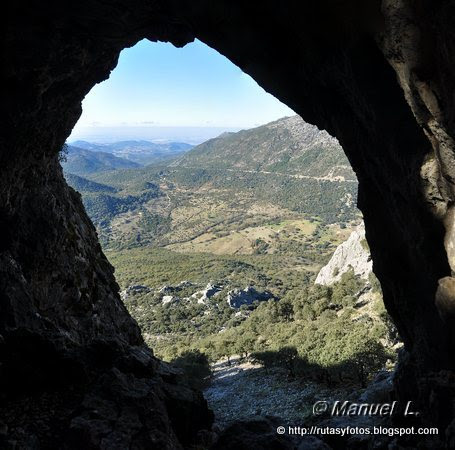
[315,223,372,285]
[1,2,213,448]
[2,0,455,447]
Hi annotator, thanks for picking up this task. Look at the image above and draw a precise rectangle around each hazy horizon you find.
[69,124,246,145]
[69,39,295,143]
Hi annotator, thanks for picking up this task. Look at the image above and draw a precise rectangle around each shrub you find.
[171,350,212,390]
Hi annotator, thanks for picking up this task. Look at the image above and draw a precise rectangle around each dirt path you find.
[181,167,357,183]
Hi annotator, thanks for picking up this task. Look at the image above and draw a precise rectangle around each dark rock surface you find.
[210,416,330,450]
[1,3,214,446]
[2,0,455,448]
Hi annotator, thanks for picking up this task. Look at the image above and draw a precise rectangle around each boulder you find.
[120,284,151,300]
[226,287,274,308]
[162,295,177,305]
[191,282,223,305]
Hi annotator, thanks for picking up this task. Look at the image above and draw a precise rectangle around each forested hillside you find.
[64,116,359,249]
[172,116,356,181]
[62,145,141,175]
[63,116,397,408]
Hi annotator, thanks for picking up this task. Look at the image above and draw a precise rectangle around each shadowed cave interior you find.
[2,1,455,448]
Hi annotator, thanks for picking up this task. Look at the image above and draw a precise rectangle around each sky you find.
[69,39,295,143]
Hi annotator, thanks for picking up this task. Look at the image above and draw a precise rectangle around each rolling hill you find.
[62,145,141,175]
[64,173,117,193]
[71,140,193,165]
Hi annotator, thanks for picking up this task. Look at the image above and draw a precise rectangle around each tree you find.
[215,334,235,365]
[277,299,294,322]
[277,346,299,378]
[171,350,212,389]
[349,340,389,387]
[234,332,257,359]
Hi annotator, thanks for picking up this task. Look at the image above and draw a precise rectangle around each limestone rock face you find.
[315,224,372,285]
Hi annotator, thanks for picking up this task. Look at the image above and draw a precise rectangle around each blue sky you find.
[69,39,294,143]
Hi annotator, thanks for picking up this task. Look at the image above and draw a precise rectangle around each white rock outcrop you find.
[162,295,176,304]
[315,223,372,285]
[191,282,223,304]
[226,286,274,308]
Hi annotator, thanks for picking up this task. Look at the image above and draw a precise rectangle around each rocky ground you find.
[204,358,358,429]
[204,358,398,449]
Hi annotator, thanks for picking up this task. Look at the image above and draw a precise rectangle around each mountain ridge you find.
[170,116,356,181]
[62,145,141,175]
[65,115,360,248]
[71,140,193,165]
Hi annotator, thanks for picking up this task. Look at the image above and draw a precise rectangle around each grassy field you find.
[107,246,322,291]
[166,218,321,255]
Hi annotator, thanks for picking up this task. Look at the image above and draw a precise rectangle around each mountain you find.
[66,115,360,248]
[62,145,141,176]
[171,116,356,181]
[71,140,193,165]
[63,116,393,406]
[64,173,117,193]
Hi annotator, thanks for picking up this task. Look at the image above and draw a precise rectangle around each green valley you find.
[64,116,397,407]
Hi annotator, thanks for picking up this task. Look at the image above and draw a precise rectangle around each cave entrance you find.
[63,39,396,425]
[6,3,453,446]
